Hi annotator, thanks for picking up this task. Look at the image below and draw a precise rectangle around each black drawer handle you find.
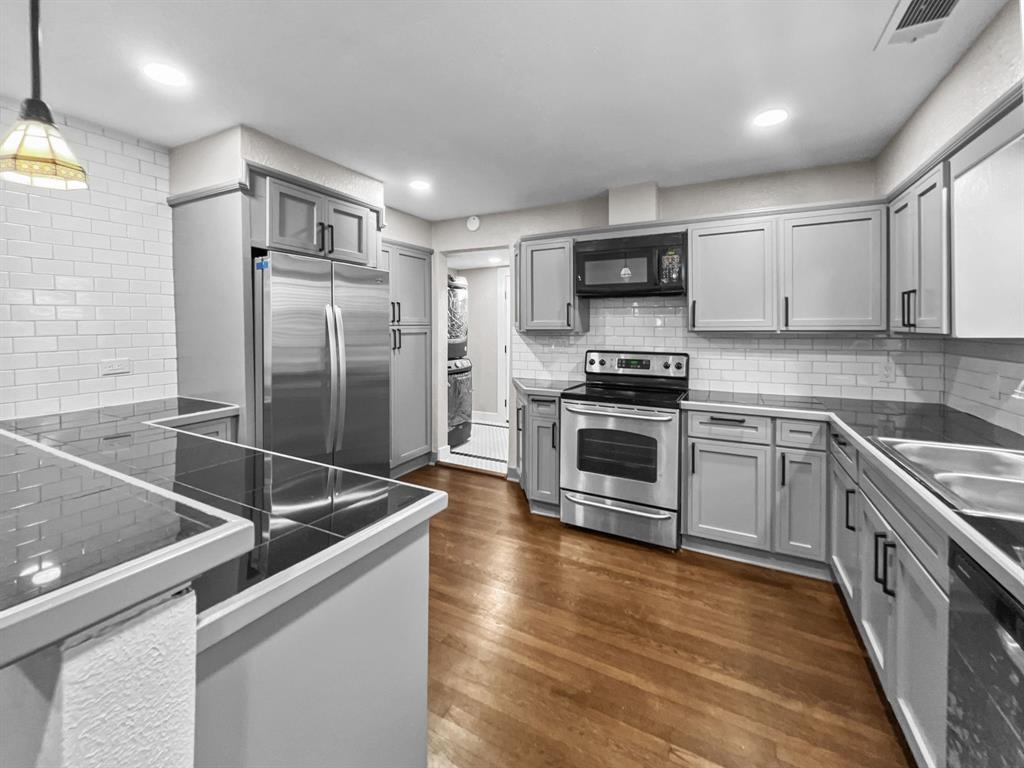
[707,416,747,425]
[784,296,790,328]
[831,434,848,447]
[780,452,786,487]
[566,302,572,327]
[551,426,557,450]
[882,541,897,597]
[873,532,887,586]
[844,489,856,532]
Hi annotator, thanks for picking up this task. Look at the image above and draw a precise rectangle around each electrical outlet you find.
[879,359,896,384]
[100,358,131,376]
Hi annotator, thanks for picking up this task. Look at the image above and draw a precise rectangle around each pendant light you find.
[619,257,633,281]
[0,0,87,190]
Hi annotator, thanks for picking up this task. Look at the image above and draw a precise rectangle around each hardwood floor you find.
[408,465,911,768]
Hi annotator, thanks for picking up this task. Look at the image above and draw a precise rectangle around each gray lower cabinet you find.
[517,238,587,333]
[515,390,528,492]
[390,326,431,467]
[893,542,949,768]
[773,448,826,561]
[525,416,559,504]
[390,244,432,326]
[829,462,860,607]
[858,489,896,692]
[688,439,770,550]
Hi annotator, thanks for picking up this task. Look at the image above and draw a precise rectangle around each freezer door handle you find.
[325,304,339,455]
[333,305,347,455]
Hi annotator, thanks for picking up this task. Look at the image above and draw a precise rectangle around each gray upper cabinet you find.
[268,178,325,255]
[780,207,885,331]
[890,165,949,334]
[949,103,1024,338]
[378,241,392,272]
[390,325,431,466]
[689,217,777,331]
[773,448,826,562]
[518,238,587,332]
[688,439,771,550]
[325,197,376,267]
[526,416,559,504]
[391,245,432,326]
[829,462,860,608]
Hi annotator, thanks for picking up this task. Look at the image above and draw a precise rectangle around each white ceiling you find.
[0,0,1008,221]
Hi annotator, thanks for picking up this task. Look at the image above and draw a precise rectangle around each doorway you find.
[438,247,511,475]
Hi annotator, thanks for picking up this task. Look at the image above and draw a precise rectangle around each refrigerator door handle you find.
[333,304,347,456]
[325,304,339,455]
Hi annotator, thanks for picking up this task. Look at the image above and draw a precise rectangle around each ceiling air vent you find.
[874,0,960,48]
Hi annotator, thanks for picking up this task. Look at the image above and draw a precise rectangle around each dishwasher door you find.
[947,543,1024,768]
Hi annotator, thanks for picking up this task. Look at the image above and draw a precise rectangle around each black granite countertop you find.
[0,398,433,616]
[513,377,584,396]
[684,390,1024,452]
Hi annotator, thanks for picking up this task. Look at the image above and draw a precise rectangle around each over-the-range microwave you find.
[573,231,686,297]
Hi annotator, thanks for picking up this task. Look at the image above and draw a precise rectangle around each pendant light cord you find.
[30,0,41,100]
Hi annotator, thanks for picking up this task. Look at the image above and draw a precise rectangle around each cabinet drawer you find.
[777,419,827,450]
[688,411,771,445]
[529,396,559,419]
[828,429,858,477]
[859,461,949,592]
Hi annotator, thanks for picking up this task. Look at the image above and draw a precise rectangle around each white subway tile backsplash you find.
[0,98,177,419]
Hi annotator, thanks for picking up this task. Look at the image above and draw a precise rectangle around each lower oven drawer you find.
[560,489,679,549]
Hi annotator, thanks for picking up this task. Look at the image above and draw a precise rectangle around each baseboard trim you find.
[390,453,432,479]
[680,535,834,581]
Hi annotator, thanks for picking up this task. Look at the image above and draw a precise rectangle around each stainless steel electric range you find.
[559,350,689,549]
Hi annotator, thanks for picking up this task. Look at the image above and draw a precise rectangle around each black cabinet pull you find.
[390,302,396,323]
[317,221,326,252]
[780,452,786,487]
[873,532,887,586]
[565,302,572,327]
[882,541,897,597]
[397,328,403,350]
[390,329,396,350]
[707,416,746,425]
[832,433,848,447]
[516,407,524,432]
[844,489,856,532]
[396,302,401,324]
[784,296,790,328]
[327,224,335,254]
[900,290,907,328]
[691,300,696,329]
[906,289,917,329]
[551,426,557,450]
[691,445,696,474]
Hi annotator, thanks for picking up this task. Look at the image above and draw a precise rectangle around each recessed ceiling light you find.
[409,179,431,192]
[752,108,789,127]
[142,62,189,88]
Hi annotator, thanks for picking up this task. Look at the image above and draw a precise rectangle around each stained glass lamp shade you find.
[0,114,88,190]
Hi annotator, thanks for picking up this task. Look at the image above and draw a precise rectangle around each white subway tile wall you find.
[0,99,175,419]
[512,297,946,401]
[944,340,1024,436]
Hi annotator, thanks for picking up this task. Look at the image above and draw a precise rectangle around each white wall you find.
[944,340,1024,436]
[876,0,1024,194]
[0,99,177,419]
[456,267,501,414]
[384,208,432,250]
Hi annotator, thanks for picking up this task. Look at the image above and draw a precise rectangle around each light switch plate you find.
[100,358,131,376]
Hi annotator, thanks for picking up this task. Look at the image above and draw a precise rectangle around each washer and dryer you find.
[447,275,472,448]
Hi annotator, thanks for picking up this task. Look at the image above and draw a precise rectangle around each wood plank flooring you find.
[408,465,912,768]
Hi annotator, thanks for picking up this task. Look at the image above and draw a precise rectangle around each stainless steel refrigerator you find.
[253,251,390,475]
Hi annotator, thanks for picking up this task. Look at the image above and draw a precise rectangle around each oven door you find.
[560,400,680,510]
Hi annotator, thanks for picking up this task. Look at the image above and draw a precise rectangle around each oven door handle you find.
[564,493,674,520]
[563,405,674,422]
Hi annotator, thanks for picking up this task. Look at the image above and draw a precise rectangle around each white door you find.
[780,207,885,330]
[829,462,860,609]
[689,218,777,331]
[773,449,827,561]
[497,268,510,424]
[687,439,771,550]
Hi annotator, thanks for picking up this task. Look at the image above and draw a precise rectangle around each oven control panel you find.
[584,350,688,378]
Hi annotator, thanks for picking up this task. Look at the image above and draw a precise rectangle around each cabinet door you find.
[858,490,895,691]
[774,449,826,561]
[526,417,559,504]
[829,462,860,609]
[267,179,324,255]
[515,392,528,491]
[689,218,777,330]
[390,326,431,466]
[894,544,949,768]
[520,238,580,331]
[378,241,392,273]
[781,208,885,330]
[325,197,375,267]
[913,166,948,333]
[688,440,770,550]
[889,190,917,332]
[950,104,1024,338]
[392,246,432,326]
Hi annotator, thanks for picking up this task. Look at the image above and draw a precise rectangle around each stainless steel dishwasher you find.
[947,543,1024,768]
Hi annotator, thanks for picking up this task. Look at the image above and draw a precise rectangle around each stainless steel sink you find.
[876,439,1024,520]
